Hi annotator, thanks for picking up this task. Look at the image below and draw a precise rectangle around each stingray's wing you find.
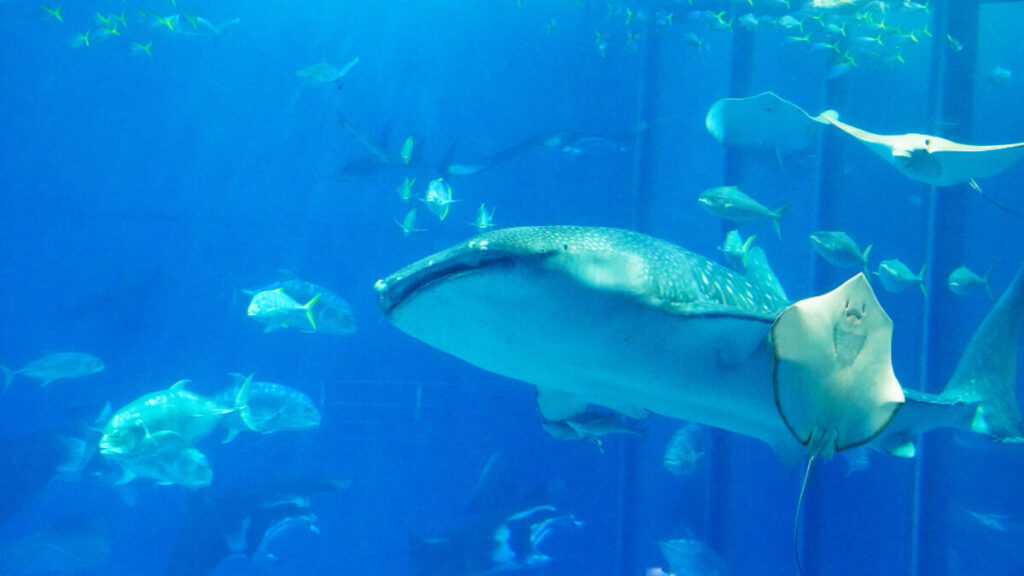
[928,138,1024,184]
[706,92,825,152]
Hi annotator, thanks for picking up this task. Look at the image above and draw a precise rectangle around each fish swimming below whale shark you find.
[376,225,1024,570]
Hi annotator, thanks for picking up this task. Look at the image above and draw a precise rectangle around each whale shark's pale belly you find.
[385,254,795,452]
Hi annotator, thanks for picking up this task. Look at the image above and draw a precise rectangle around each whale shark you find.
[376,226,1022,459]
[376,226,911,459]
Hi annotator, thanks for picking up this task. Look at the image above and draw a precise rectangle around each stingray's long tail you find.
[968,179,1024,219]
[793,455,819,576]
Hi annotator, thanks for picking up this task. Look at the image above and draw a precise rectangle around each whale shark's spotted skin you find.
[377,226,787,320]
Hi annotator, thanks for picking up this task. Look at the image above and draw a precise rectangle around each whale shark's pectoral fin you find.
[536,389,590,421]
[771,274,905,457]
[536,388,648,422]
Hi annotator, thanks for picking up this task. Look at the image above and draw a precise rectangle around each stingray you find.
[821,115,1024,187]
[705,92,831,153]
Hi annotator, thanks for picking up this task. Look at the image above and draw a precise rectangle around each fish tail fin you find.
[773,203,792,240]
[0,365,11,391]
[235,373,258,432]
[984,268,994,300]
[222,428,240,444]
[862,244,874,275]
[918,264,928,297]
[56,435,92,474]
[740,234,757,268]
[943,263,1024,439]
[303,293,322,331]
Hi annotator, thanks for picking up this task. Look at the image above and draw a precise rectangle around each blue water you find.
[1,1,1023,575]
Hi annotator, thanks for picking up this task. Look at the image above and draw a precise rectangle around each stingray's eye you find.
[924,138,931,146]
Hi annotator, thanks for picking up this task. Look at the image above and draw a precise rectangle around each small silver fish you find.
[1,352,104,390]
[659,536,726,576]
[809,231,872,272]
[662,422,705,476]
[986,66,1013,86]
[966,510,1014,532]
[698,186,789,239]
[876,259,926,296]
[777,14,803,30]
[948,266,992,298]
[947,34,963,53]
[542,413,641,452]
[296,57,360,84]
[737,13,759,29]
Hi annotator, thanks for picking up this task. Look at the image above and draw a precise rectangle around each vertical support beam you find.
[618,20,656,576]
[722,29,755,185]
[707,25,754,557]
[913,2,979,576]
[629,21,658,233]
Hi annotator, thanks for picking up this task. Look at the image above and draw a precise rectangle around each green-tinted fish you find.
[99,379,248,458]
[296,57,359,84]
[69,30,90,48]
[809,231,872,273]
[247,288,321,333]
[698,186,789,239]
[397,178,415,202]
[131,41,153,56]
[421,178,454,221]
[400,137,414,164]
[472,203,495,231]
[41,4,62,22]
[948,266,992,298]
[217,374,321,443]
[717,229,756,270]
[153,13,179,32]
[1,352,104,390]
[396,208,424,237]
[246,272,356,336]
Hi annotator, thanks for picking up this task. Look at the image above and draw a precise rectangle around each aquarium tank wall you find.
[0,1,1022,575]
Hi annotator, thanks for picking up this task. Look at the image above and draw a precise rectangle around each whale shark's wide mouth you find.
[375,240,518,316]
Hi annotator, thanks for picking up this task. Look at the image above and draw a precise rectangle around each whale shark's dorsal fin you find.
[772,274,905,456]
[743,246,788,304]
